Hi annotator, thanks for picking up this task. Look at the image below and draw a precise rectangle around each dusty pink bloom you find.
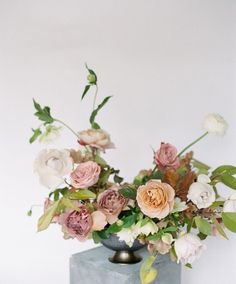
[70,161,101,188]
[136,180,175,219]
[154,142,180,170]
[91,211,107,231]
[59,205,93,241]
[44,198,59,223]
[148,239,171,255]
[78,129,115,151]
[97,186,128,224]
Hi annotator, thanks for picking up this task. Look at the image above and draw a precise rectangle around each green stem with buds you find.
[178,131,209,157]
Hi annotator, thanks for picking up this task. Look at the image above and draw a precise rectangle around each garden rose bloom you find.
[223,193,236,212]
[203,113,228,136]
[187,174,215,209]
[78,129,115,151]
[34,149,73,190]
[91,211,107,231]
[136,180,175,219]
[97,186,128,224]
[70,161,101,188]
[174,233,206,264]
[154,143,180,170]
[59,205,93,241]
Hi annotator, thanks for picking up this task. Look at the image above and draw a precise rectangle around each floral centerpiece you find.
[29,66,236,284]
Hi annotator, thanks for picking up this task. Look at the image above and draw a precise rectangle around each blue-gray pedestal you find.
[70,246,181,284]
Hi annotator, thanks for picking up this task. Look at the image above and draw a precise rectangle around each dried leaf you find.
[176,171,197,201]
[164,169,179,188]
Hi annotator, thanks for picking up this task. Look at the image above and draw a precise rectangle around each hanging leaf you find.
[212,217,228,239]
[212,165,236,177]
[38,200,60,232]
[33,99,54,124]
[89,96,112,128]
[220,173,236,190]
[29,128,42,143]
[81,85,90,100]
[222,212,236,233]
[194,216,211,236]
[68,189,96,200]
[140,255,158,284]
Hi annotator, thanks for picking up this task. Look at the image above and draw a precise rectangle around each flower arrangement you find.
[29,65,236,284]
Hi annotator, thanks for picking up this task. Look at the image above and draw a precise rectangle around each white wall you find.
[0,0,235,283]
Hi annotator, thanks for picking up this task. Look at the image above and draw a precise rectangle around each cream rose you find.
[174,233,206,264]
[136,180,175,219]
[202,113,228,136]
[34,149,73,190]
[78,128,115,151]
[187,174,215,209]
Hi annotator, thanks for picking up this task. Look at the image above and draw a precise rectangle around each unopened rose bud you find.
[87,74,96,84]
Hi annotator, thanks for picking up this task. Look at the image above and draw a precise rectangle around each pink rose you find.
[154,142,180,170]
[59,205,93,241]
[91,211,107,231]
[70,161,101,188]
[97,186,128,224]
[136,180,175,219]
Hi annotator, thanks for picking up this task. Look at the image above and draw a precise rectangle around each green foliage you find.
[38,200,60,232]
[212,217,228,239]
[81,85,91,100]
[119,187,137,199]
[114,174,124,184]
[60,197,80,211]
[185,263,193,269]
[122,214,138,228]
[194,217,211,236]
[106,223,122,234]
[29,128,42,143]
[68,189,96,200]
[221,173,236,190]
[212,165,236,190]
[33,99,54,124]
[192,158,210,175]
[99,169,111,185]
[85,64,97,84]
[222,212,236,233]
[140,255,158,284]
[49,187,68,201]
[89,96,112,129]
[27,209,32,217]
[94,155,107,168]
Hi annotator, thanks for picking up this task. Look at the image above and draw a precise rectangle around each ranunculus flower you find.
[223,193,236,212]
[202,113,228,136]
[174,233,206,264]
[70,161,101,188]
[59,205,93,241]
[78,129,115,151]
[136,180,175,219]
[91,211,107,231]
[116,225,137,247]
[154,142,180,171]
[97,186,128,224]
[34,149,73,190]
[148,239,171,255]
[187,174,215,209]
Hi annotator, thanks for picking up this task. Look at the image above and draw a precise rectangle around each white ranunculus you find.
[34,149,73,190]
[202,113,228,136]
[161,233,173,245]
[174,233,206,265]
[116,225,137,247]
[39,125,61,144]
[223,193,236,212]
[172,197,188,213]
[187,174,215,209]
[134,220,158,236]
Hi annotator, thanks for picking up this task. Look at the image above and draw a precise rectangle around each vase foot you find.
[109,250,142,264]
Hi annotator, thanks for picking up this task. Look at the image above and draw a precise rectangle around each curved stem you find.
[178,131,208,157]
[54,119,79,139]
[93,85,99,111]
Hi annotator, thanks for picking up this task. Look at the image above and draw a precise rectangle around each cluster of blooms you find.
[29,66,236,284]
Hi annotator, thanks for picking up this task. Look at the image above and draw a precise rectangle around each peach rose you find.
[136,180,175,219]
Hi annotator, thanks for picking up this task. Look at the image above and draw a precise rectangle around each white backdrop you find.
[0,1,236,283]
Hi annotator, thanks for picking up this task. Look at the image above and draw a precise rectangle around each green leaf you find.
[212,217,228,239]
[150,171,163,180]
[141,218,151,227]
[68,189,96,200]
[38,200,60,232]
[185,263,192,269]
[33,99,54,124]
[85,63,97,83]
[60,197,80,211]
[140,255,158,284]
[29,128,42,143]
[94,155,107,167]
[114,174,124,184]
[119,187,137,200]
[221,173,236,190]
[99,169,111,185]
[33,98,42,112]
[97,230,109,239]
[222,212,236,233]
[192,158,210,175]
[81,85,90,100]
[194,216,211,236]
[27,209,32,216]
[212,165,236,177]
[92,231,102,244]
[163,226,178,233]
[106,223,122,234]
[122,214,137,228]
[197,232,208,240]
[89,96,112,127]
[210,201,224,209]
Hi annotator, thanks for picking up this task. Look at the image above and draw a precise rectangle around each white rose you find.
[39,125,61,144]
[78,129,115,151]
[134,220,158,236]
[174,233,206,265]
[223,193,236,212]
[116,225,137,247]
[202,113,228,136]
[172,197,188,213]
[34,149,73,190]
[187,174,215,209]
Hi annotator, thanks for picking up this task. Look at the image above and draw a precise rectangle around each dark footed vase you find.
[101,234,145,264]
